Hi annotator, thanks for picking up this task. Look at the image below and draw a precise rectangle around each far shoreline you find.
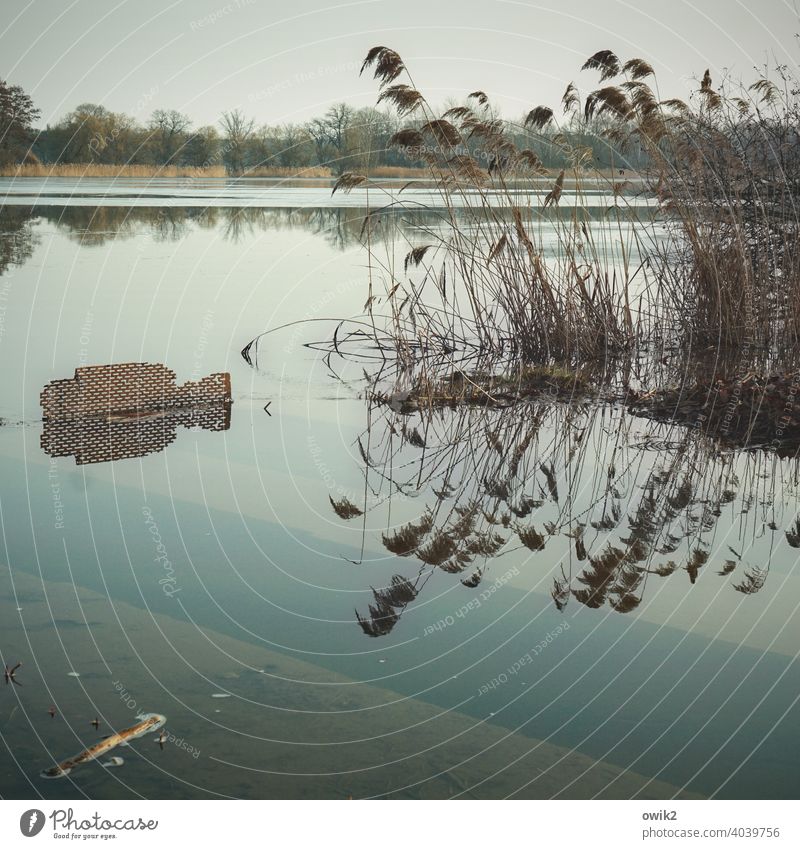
[0,162,640,184]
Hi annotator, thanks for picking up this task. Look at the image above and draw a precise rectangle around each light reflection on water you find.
[0,195,797,800]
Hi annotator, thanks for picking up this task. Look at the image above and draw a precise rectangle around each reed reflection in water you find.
[325,378,797,638]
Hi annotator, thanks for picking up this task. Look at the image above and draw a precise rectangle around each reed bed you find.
[243,164,332,178]
[279,45,800,445]
[324,47,658,370]
[324,49,798,374]
[236,47,800,635]
[0,162,229,178]
[361,165,432,178]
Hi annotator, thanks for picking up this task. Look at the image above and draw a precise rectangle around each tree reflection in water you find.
[0,204,431,251]
[0,207,38,275]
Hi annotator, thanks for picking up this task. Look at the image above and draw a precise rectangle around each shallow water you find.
[0,183,797,800]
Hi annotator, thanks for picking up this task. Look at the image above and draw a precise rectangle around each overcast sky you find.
[2,0,798,127]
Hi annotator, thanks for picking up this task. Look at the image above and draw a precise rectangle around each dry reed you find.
[243,165,332,178]
[331,46,800,384]
[0,163,228,178]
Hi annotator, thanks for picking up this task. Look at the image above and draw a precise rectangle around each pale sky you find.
[2,0,798,128]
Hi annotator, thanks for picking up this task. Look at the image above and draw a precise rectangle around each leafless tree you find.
[219,108,255,174]
[148,109,192,164]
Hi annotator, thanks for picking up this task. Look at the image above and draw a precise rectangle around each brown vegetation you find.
[306,47,800,447]
[0,162,227,178]
[243,165,332,178]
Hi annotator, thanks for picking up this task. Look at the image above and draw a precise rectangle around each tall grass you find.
[2,162,435,180]
[243,164,332,178]
[329,48,651,370]
[634,67,800,354]
[0,163,228,178]
[276,48,800,638]
[361,165,433,178]
[331,46,800,380]
[1,162,411,179]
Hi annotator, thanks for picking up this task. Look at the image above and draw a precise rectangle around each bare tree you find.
[306,103,355,171]
[148,109,192,164]
[219,108,255,174]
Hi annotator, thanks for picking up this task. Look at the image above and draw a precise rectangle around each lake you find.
[0,178,798,800]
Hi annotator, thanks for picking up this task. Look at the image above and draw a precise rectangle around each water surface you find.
[0,181,797,799]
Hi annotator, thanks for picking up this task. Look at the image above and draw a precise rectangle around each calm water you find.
[0,179,798,800]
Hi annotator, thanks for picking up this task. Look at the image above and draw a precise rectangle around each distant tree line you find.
[2,78,650,174]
